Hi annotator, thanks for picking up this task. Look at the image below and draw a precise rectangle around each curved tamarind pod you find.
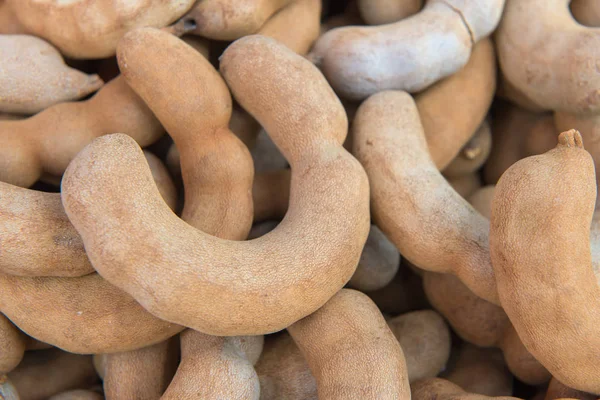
[418,38,496,170]
[181,0,294,40]
[102,338,179,399]
[8,349,98,400]
[544,378,599,400]
[423,271,551,385]
[49,390,104,400]
[63,35,369,335]
[309,0,504,100]
[0,35,103,114]
[445,345,512,397]
[287,289,410,400]
[0,151,177,277]
[387,310,450,383]
[0,376,18,400]
[4,0,196,59]
[358,0,422,25]
[347,225,400,292]
[354,90,498,304]
[162,332,261,399]
[496,0,600,114]
[256,333,317,400]
[412,378,519,400]
[0,314,25,374]
[0,273,183,354]
[491,130,600,394]
[0,76,163,188]
[570,0,600,27]
[443,121,492,179]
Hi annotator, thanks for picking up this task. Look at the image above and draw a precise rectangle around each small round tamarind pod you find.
[418,38,496,171]
[181,0,294,40]
[0,151,177,277]
[491,129,600,394]
[309,0,504,100]
[0,376,18,400]
[484,102,556,185]
[256,333,317,400]
[544,378,599,400]
[387,310,450,383]
[496,1,600,115]
[257,0,322,55]
[8,349,98,400]
[347,225,400,292]
[443,121,492,179]
[423,272,551,385]
[0,314,25,374]
[411,378,519,400]
[287,289,410,399]
[357,0,423,25]
[570,0,600,27]
[48,390,104,400]
[117,28,254,241]
[0,273,183,354]
[3,0,196,59]
[162,332,262,399]
[445,345,513,397]
[468,186,495,220]
[0,35,103,115]
[353,90,499,304]
[102,338,179,400]
[63,35,369,335]
[0,76,163,188]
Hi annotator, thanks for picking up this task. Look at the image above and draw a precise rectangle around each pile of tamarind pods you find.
[0,0,599,399]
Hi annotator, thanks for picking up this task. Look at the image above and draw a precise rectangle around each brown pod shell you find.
[0,314,25,374]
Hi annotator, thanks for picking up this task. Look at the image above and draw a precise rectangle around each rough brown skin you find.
[0,151,177,277]
[0,0,23,35]
[0,314,25,374]
[288,289,410,399]
[309,0,504,100]
[358,0,423,25]
[496,0,600,114]
[4,0,195,58]
[544,378,599,400]
[0,35,103,114]
[63,35,369,335]
[48,390,104,400]
[118,28,254,240]
[443,121,492,179]
[354,90,498,304]
[490,130,600,394]
[162,332,262,399]
[445,345,512,397]
[484,102,556,185]
[101,338,179,399]
[181,0,293,40]
[418,38,496,170]
[570,0,600,27]
[347,225,400,292]
[256,333,317,400]
[387,310,450,383]
[423,272,551,385]
[412,378,519,400]
[8,349,98,400]
[0,76,163,188]
[0,375,18,400]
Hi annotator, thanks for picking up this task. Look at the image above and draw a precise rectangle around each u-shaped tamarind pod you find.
[491,130,600,394]
[309,0,504,100]
[357,0,423,25]
[0,35,103,115]
[353,90,498,304]
[496,0,600,114]
[0,151,177,277]
[3,0,196,58]
[412,378,519,400]
[287,289,410,399]
[570,0,600,27]
[0,76,163,188]
[181,0,294,40]
[0,313,25,374]
[62,35,369,336]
